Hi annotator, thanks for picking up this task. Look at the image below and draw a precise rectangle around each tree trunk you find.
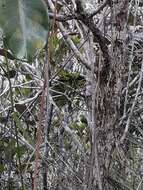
[85,1,129,189]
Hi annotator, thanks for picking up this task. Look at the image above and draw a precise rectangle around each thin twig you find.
[120,60,143,143]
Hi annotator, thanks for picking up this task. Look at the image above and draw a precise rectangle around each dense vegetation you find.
[0,0,143,190]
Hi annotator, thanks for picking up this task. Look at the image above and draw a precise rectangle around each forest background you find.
[0,0,143,190]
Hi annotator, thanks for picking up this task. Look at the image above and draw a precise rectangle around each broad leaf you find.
[0,0,48,60]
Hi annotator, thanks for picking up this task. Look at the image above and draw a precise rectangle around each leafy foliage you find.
[0,0,48,60]
[0,0,143,190]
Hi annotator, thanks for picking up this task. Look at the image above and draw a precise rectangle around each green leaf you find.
[0,0,48,60]
[15,145,27,158]
[0,164,4,173]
